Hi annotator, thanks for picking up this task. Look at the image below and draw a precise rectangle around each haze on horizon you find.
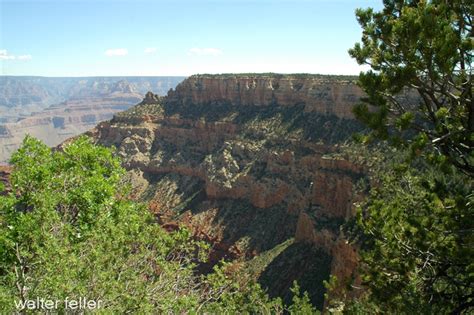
[1,0,382,77]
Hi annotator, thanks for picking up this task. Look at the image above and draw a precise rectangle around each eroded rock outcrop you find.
[168,74,361,119]
[88,74,367,309]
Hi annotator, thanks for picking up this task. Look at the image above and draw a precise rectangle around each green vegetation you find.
[338,146,473,313]
[246,238,295,279]
[339,1,473,313]
[115,100,165,120]
[163,101,363,145]
[0,136,316,313]
[3,0,471,312]
[349,0,473,175]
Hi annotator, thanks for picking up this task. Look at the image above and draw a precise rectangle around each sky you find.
[0,0,382,77]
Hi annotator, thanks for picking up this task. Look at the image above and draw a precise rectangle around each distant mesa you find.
[111,80,137,94]
[0,76,185,163]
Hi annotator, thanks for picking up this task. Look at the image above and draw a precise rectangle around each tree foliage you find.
[349,0,473,175]
[345,1,474,313]
[0,136,315,313]
[345,147,474,313]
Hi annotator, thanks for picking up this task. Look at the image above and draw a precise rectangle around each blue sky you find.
[1,0,382,77]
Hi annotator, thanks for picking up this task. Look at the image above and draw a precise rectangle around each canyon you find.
[0,76,185,162]
[87,74,368,309]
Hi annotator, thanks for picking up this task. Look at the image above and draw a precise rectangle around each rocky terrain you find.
[0,76,185,163]
[0,76,185,123]
[87,74,369,309]
[168,73,361,118]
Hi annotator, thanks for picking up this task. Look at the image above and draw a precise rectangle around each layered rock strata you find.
[88,74,368,309]
[0,91,143,163]
[168,74,361,119]
[0,77,185,162]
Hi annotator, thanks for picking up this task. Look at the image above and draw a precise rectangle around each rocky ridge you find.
[168,74,361,119]
[88,74,367,309]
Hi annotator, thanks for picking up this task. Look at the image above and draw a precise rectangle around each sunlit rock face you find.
[87,74,369,309]
[168,74,362,119]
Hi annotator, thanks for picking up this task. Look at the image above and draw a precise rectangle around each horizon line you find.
[0,72,361,78]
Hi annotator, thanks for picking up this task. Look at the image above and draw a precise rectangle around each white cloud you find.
[188,47,223,56]
[0,52,15,60]
[104,48,128,57]
[144,47,157,54]
[17,55,32,61]
[0,50,31,61]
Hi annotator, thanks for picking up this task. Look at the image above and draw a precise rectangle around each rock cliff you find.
[168,74,361,119]
[88,74,366,309]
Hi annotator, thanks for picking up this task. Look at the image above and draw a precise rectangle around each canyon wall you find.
[0,86,143,163]
[168,74,361,119]
[0,77,185,163]
[86,74,368,309]
[0,76,185,122]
